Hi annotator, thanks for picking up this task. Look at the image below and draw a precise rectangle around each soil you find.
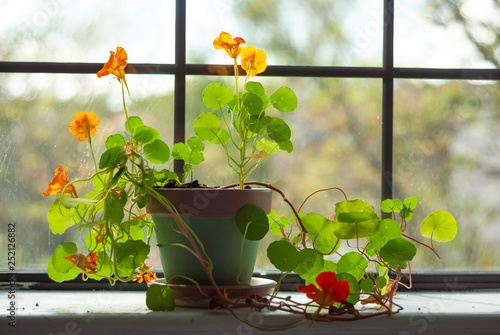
[159,179,214,189]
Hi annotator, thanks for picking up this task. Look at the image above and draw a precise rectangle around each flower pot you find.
[147,188,272,286]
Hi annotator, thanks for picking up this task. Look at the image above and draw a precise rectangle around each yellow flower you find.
[240,46,267,76]
[213,31,245,59]
[97,46,128,88]
[68,111,99,141]
[43,164,78,197]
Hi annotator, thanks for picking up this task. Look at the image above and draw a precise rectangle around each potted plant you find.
[146,31,298,289]
[44,33,458,328]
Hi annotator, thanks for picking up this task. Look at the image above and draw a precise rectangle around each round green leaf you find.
[125,116,144,133]
[187,136,205,151]
[209,128,230,144]
[368,218,402,252]
[242,92,264,115]
[99,147,126,169]
[334,199,380,239]
[360,278,375,293]
[116,240,151,270]
[404,196,418,209]
[134,125,160,145]
[193,112,222,141]
[278,140,293,153]
[420,210,458,242]
[172,142,190,162]
[235,204,269,241]
[379,237,417,267]
[105,134,126,150]
[48,199,80,234]
[267,240,300,272]
[301,212,340,255]
[270,86,297,113]
[144,139,170,164]
[245,81,266,96]
[203,83,234,110]
[380,198,403,213]
[267,117,291,143]
[295,248,324,280]
[337,252,368,281]
[146,284,175,311]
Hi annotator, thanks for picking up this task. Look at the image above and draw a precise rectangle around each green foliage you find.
[235,204,270,240]
[421,210,458,242]
[267,240,300,272]
[333,199,380,239]
[193,55,297,188]
[146,285,175,311]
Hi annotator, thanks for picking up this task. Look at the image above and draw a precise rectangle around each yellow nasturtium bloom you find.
[68,111,99,141]
[240,46,267,76]
[213,31,245,59]
[97,46,128,85]
[42,164,78,197]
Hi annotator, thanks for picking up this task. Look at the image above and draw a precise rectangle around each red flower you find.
[297,271,350,307]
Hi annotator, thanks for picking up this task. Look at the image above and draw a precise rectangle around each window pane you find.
[185,76,382,270]
[394,79,500,270]
[0,0,175,63]
[395,0,499,68]
[0,73,174,269]
[187,0,383,66]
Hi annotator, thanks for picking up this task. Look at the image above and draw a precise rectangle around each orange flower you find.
[97,46,128,85]
[133,263,157,284]
[240,46,267,76]
[68,111,99,141]
[297,271,350,308]
[63,253,97,274]
[213,32,245,59]
[86,252,99,267]
[43,164,78,197]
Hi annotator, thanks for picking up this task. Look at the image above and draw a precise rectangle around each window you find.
[1,0,499,288]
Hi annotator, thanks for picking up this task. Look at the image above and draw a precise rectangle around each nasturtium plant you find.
[43,34,460,326]
[193,37,297,189]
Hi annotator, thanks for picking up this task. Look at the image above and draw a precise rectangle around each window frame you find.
[1,0,500,290]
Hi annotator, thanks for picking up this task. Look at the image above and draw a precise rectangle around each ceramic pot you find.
[147,188,272,286]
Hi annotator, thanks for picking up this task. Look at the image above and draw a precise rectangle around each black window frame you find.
[1,0,500,290]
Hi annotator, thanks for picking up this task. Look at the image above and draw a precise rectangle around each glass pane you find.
[394,79,500,270]
[0,0,175,63]
[185,76,382,270]
[395,0,499,68]
[0,73,174,269]
[187,0,383,66]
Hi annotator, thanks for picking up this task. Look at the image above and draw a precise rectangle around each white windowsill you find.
[1,290,500,334]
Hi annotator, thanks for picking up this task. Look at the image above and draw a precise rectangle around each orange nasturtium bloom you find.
[63,253,98,274]
[68,111,99,141]
[240,45,267,76]
[297,271,350,308]
[133,263,158,284]
[97,46,128,84]
[43,164,78,197]
[213,31,245,59]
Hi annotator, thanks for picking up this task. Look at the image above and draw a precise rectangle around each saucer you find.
[147,277,277,308]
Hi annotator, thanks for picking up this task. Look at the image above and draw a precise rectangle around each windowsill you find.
[2,290,500,334]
